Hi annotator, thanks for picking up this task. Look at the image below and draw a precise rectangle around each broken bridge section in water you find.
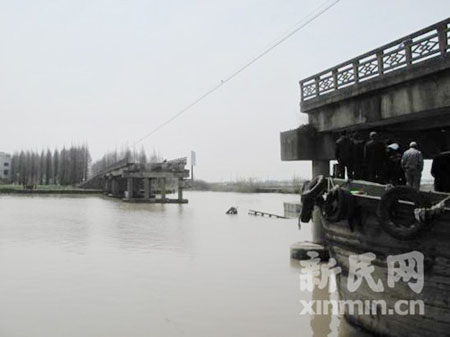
[80,157,190,203]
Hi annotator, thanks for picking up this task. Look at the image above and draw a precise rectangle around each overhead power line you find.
[133,0,341,146]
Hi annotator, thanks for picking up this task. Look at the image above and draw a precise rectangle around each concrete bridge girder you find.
[281,57,450,162]
[307,68,450,133]
[280,126,450,161]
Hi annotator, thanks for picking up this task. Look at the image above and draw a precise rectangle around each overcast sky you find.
[0,0,448,181]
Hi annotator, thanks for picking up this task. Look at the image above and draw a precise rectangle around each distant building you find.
[0,152,12,180]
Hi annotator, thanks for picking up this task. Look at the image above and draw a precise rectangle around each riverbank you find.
[0,184,102,194]
[190,179,302,194]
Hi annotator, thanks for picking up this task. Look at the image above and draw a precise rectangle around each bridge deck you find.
[300,17,449,107]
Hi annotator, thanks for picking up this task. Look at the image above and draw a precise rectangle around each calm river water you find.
[0,192,366,337]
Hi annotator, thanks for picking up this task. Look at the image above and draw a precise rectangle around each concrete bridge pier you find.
[144,178,152,199]
[127,178,134,200]
[177,178,183,201]
[161,178,166,200]
[111,178,120,197]
[312,160,329,245]
[104,178,112,195]
[312,160,329,178]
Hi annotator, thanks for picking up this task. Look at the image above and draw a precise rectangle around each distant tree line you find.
[90,147,163,176]
[10,145,91,186]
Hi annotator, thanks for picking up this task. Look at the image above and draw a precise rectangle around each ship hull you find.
[321,181,450,336]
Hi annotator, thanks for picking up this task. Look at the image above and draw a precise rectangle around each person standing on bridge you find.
[401,141,424,190]
[431,148,450,192]
[386,142,405,185]
[351,132,366,180]
[335,131,353,179]
[364,131,386,183]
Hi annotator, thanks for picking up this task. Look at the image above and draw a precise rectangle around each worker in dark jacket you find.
[351,132,366,180]
[386,142,405,185]
[364,131,386,183]
[335,131,353,179]
[431,150,450,192]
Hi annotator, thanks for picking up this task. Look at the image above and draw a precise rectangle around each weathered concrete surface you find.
[307,60,450,132]
[280,126,334,161]
[281,126,450,160]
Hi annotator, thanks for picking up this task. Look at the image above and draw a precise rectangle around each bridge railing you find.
[300,18,450,101]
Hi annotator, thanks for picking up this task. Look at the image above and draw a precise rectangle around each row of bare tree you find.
[9,145,91,186]
[7,145,162,185]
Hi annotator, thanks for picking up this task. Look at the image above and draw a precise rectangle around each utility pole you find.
[190,151,196,183]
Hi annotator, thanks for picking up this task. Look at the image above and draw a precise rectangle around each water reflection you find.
[311,284,332,337]
[109,203,191,254]
[293,257,375,337]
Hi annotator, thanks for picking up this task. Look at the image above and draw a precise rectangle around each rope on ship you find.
[414,194,450,224]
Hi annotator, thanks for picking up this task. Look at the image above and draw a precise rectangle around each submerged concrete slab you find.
[122,198,188,204]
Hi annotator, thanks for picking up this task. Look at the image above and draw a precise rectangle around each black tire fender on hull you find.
[377,186,432,240]
[323,187,355,222]
[300,176,327,223]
